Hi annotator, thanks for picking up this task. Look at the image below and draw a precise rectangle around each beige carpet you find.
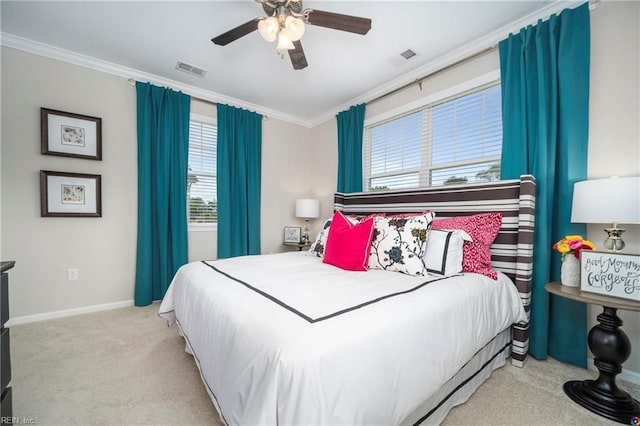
[8,304,639,425]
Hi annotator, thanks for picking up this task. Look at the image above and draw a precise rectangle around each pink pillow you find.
[323,211,375,272]
[431,213,503,280]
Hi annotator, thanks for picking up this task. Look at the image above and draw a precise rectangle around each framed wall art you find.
[283,226,302,243]
[41,108,102,160]
[580,250,640,302]
[40,170,102,217]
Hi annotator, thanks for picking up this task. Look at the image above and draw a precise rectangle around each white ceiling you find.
[1,1,560,125]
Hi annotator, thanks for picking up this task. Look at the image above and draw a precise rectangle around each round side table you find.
[545,282,640,424]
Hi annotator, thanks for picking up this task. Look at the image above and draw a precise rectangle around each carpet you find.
[8,304,638,425]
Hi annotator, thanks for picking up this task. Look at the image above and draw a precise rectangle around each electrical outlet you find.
[67,268,78,281]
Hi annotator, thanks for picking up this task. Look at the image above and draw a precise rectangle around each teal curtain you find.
[499,3,590,367]
[217,104,262,259]
[337,104,366,193]
[134,82,190,306]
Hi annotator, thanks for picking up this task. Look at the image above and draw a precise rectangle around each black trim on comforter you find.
[201,261,455,323]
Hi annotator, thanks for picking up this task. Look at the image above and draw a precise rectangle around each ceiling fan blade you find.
[288,40,308,70]
[306,9,371,35]
[211,18,260,46]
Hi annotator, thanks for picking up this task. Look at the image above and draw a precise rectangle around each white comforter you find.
[159,252,526,425]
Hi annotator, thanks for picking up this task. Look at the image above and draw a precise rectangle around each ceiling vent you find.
[176,61,208,78]
[400,49,417,60]
[386,49,418,67]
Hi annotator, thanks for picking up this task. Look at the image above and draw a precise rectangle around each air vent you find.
[176,61,208,78]
[386,49,418,67]
[400,49,417,60]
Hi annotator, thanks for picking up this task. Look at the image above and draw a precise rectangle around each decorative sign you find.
[580,251,640,302]
[283,226,302,243]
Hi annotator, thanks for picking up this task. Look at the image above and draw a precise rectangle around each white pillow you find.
[423,229,473,277]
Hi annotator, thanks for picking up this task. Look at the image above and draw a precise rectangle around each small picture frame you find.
[580,250,640,302]
[41,108,102,160]
[40,170,102,217]
[283,226,302,243]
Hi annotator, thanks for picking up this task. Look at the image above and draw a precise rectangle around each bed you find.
[159,175,535,425]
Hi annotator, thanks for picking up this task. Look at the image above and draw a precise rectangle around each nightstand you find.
[544,282,640,424]
[284,242,312,251]
[1,261,15,420]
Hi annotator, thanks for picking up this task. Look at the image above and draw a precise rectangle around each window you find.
[188,116,217,227]
[363,82,502,191]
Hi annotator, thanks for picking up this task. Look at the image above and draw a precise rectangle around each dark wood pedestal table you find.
[545,282,640,424]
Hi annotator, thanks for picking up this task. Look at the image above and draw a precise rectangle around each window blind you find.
[363,82,502,191]
[188,120,217,224]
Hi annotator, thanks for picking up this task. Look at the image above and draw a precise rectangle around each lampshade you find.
[295,198,320,219]
[571,177,640,224]
[284,16,305,41]
[276,29,295,50]
[258,17,278,42]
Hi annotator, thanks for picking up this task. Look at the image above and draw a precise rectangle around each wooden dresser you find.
[1,261,15,419]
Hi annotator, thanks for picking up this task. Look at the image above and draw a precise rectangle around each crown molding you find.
[308,0,583,127]
[1,1,583,129]
[0,32,313,128]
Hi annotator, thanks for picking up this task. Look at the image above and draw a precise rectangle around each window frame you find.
[363,70,501,191]
[188,113,217,232]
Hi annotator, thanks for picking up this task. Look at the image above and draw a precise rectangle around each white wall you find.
[587,0,639,380]
[1,47,312,319]
[308,118,338,228]
[1,48,138,318]
[308,1,640,381]
[261,117,313,254]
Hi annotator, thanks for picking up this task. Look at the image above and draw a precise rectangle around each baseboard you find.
[587,357,640,385]
[5,300,134,326]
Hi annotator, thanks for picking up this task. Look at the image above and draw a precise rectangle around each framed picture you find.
[41,108,102,160]
[580,250,640,302]
[283,226,302,243]
[40,170,102,217]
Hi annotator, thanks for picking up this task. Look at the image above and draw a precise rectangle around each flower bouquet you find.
[552,235,595,259]
[552,235,595,287]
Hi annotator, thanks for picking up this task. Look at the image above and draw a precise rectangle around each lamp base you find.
[302,219,310,244]
[603,224,626,252]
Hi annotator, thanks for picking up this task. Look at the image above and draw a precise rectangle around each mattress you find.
[159,251,527,425]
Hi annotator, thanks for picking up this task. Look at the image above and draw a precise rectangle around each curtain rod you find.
[366,45,497,106]
[368,1,601,106]
[128,78,217,106]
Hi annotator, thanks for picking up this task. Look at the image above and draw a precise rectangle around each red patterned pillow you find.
[323,211,375,272]
[431,213,503,280]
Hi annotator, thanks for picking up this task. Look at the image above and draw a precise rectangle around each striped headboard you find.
[334,175,535,367]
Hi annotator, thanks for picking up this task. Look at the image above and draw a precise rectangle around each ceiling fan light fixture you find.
[284,15,305,41]
[258,16,279,42]
[276,29,295,51]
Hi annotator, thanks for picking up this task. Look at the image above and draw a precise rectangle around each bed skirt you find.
[174,320,512,426]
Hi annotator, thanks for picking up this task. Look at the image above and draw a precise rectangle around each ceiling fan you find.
[211,0,372,70]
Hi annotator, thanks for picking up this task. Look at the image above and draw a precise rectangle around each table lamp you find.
[571,176,640,252]
[295,198,320,243]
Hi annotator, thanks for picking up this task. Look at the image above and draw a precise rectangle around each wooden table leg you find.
[563,306,640,424]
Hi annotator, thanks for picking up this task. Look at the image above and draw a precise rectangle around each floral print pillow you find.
[309,218,333,257]
[368,211,436,276]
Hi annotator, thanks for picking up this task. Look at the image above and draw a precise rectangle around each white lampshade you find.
[276,29,295,50]
[295,198,320,219]
[571,176,640,224]
[258,17,278,42]
[284,16,305,41]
